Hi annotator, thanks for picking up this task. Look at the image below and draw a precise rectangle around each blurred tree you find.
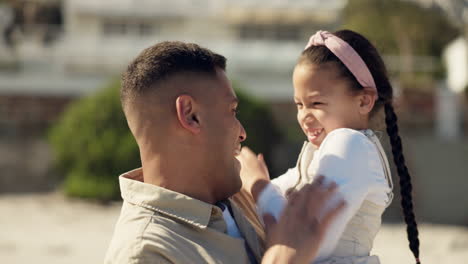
[342,0,459,77]
[49,80,140,200]
[234,82,283,172]
[49,80,282,200]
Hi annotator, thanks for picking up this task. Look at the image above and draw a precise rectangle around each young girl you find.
[237,30,421,263]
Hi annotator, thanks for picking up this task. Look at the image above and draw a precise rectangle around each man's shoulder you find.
[104,244,173,264]
[104,202,185,264]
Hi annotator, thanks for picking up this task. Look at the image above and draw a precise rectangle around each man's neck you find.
[141,158,219,204]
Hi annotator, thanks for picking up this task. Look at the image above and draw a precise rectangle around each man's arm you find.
[105,240,175,264]
[138,254,174,264]
[105,249,174,264]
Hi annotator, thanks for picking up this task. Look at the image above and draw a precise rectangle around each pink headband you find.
[305,30,377,94]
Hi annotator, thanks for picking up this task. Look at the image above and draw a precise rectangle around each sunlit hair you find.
[121,41,226,112]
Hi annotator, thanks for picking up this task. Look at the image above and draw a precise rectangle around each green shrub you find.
[49,80,140,200]
[49,80,282,200]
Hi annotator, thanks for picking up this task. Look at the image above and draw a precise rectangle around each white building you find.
[0,0,346,136]
[56,0,346,100]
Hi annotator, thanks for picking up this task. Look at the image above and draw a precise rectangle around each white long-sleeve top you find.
[257,128,393,262]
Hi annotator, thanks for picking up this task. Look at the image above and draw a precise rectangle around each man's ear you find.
[175,95,201,134]
[357,88,377,115]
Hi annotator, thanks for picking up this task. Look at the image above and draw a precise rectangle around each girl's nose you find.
[300,110,315,123]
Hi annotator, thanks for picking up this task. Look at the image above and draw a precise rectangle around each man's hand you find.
[237,147,271,201]
[261,176,346,264]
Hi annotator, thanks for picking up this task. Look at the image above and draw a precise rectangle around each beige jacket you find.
[104,168,264,264]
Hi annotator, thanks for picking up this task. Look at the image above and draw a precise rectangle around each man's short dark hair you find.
[121,41,227,110]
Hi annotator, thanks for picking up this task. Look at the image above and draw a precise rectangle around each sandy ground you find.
[1,193,467,264]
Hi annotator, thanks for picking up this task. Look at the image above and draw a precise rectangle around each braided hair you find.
[298,29,420,263]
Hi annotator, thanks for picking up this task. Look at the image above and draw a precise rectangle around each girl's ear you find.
[175,95,201,134]
[357,88,377,115]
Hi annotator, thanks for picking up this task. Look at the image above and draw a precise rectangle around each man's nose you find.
[239,123,247,142]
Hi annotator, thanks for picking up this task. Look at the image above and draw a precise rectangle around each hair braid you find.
[384,103,421,264]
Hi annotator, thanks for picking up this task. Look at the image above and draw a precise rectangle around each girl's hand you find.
[237,147,270,200]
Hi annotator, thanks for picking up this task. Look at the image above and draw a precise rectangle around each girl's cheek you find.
[297,110,304,124]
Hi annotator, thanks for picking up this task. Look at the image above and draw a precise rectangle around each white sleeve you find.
[256,183,287,221]
[311,128,383,260]
[254,167,299,221]
[271,168,300,195]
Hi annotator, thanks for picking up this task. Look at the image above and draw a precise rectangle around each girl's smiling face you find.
[293,62,370,147]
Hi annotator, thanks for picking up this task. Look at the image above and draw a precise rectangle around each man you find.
[104,41,344,264]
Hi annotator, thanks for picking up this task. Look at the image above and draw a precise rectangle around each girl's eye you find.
[295,102,303,108]
[312,102,323,106]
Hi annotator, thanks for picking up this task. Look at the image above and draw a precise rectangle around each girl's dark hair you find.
[299,29,420,263]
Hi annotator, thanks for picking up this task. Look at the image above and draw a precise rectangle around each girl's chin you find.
[307,135,323,147]
[306,130,325,146]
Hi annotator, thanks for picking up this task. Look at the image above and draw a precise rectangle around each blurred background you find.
[0,0,467,263]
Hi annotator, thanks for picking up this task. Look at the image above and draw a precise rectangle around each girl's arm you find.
[271,168,300,195]
[256,181,287,220]
[311,128,385,260]
[255,167,300,220]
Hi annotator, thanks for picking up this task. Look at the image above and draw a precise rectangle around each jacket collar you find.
[119,168,222,229]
